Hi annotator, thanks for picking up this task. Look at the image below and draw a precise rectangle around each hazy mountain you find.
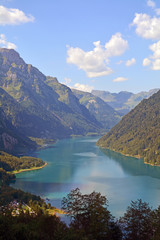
[0,48,102,146]
[97,90,160,165]
[45,76,102,134]
[72,89,121,131]
[0,102,35,153]
[92,89,159,115]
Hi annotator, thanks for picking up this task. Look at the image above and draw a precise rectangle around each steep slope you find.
[45,77,102,134]
[72,89,121,130]
[0,106,35,153]
[92,89,159,115]
[97,90,160,165]
[0,87,67,140]
[0,48,102,139]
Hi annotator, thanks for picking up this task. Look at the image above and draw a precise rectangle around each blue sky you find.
[0,0,160,93]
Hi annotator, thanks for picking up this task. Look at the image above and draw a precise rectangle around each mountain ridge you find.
[0,48,104,152]
[72,88,121,130]
[92,88,159,115]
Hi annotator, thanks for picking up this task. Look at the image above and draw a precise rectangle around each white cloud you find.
[67,33,128,78]
[149,41,160,59]
[143,41,160,70]
[143,58,151,66]
[132,13,160,40]
[64,77,72,84]
[0,34,16,49]
[73,83,94,92]
[113,77,128,82]
[147,0,155,8]
[126,58,136,66]
[105,33,128,57]
[149,41,160,70]
[0,5,34,25]
[133,2,160,71]
[152,59,160,70]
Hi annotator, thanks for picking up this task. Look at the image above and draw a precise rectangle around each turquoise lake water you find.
[11,136,160,218]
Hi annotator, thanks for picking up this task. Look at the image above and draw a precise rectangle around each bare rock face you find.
[0,48,25,66]
[1,133,18,151]
[0,48,46,89]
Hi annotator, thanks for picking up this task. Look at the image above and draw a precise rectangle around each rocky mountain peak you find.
[0,48,25,66]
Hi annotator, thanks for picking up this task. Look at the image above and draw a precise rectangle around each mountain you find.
[0,48,102,147]
[97,90,160,165]
[44,76,102,134]
[0,103,35,153]
[72,89,121,131]
[92,89,159,115]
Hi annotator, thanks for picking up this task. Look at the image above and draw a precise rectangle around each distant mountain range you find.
[97,90,160,166]
[0,48,159,155]
[92,89,159,115]
[72,89,121,131]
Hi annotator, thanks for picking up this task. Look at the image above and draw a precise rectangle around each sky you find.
[0,0,160,93]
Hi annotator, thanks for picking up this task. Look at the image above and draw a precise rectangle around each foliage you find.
[0,168,15,185]
[97,90,160,165]
[1,186,160,239]
[119,199,153,240]
[29,137,55,147]
[0,186,42,206]
[62,188,122,240]
[0,212,68,240]
[152,206,160,240]
[0,151,45,172]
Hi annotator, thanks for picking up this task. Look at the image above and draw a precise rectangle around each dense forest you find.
[97,90,160,165]
[0,151,45,172]
[0,187,160,240]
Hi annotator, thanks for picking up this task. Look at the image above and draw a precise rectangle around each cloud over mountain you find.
[67,33,128,78]
[73,83,94,92]
[0,34,16,49]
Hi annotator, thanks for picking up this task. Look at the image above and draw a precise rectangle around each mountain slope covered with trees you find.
[97,90,160,165]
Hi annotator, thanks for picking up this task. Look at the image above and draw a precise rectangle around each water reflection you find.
[101,148,160,179]
[11,137,160,217]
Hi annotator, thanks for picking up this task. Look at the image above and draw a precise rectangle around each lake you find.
[11,136,160,218]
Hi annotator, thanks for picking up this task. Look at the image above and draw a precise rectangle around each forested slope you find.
[97,90,160,165]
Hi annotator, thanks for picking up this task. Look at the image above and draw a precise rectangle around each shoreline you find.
[12,162,47,174]
[98,146,160,167]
